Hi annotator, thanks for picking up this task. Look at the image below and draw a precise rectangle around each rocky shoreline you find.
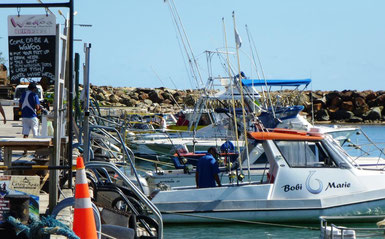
[89,85,385,124]
[304,90,385,124]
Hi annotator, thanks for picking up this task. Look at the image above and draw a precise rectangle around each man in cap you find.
[195,147,222,188]
[19,82,41,139]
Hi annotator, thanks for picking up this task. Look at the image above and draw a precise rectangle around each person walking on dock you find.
[195,147,222,188]
[0,102,6,124]
[19,82,40,138]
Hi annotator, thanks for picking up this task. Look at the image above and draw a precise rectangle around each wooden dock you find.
[0,105,75,238]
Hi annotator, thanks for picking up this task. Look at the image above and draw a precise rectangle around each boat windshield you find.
[274,140,338,168]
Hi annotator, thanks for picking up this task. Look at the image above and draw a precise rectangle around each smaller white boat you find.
[320,215,385,239]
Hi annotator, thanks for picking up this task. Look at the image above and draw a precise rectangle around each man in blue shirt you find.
[195,147,222,188]
[19,82,40,138]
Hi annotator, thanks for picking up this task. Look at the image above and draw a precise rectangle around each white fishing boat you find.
[144,125,362,193]
[150,129,385,223]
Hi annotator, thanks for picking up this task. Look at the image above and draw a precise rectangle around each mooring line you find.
[161,211,319,230]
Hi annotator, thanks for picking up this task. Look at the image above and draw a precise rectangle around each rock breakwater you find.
[90,85,201,113]
[89,85,385,124]
[304,90,385,123]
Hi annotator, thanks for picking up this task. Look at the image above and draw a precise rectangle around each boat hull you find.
[155,190,385,223]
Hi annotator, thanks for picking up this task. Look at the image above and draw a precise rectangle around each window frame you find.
[273,139,338,168]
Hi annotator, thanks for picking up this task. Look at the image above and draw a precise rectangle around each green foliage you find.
[44,92,54,104]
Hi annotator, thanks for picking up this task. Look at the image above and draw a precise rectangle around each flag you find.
[234,28,242,48]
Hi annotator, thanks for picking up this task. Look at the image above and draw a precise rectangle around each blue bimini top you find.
[242,78,311,87]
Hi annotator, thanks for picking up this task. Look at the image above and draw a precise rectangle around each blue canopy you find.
[242,78,311,87]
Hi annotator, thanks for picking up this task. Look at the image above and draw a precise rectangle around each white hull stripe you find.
[76,169,87,184]
[75,197,92,209]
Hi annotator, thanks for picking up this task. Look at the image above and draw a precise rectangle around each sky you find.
[0,0,385,91]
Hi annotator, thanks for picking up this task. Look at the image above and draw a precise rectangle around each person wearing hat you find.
[195,147,222,188]
[19,82,41,139]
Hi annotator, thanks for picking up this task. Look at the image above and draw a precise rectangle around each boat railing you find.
[91,114,127,129]
[87,125,143,193]
[342,128,385,169]
[86,161,163,239]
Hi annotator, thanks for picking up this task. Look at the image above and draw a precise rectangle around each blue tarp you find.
[241,78,311,87]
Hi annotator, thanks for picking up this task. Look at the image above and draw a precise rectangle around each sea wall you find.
[89,85,201,113]
[266,90,385,124]
[89,85,385,123]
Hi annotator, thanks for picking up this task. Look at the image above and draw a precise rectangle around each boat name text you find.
[282,181,351,193]
[282,184,302,192]
[325,182,351,191]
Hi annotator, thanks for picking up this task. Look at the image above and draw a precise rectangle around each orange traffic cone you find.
[73,156,98,239]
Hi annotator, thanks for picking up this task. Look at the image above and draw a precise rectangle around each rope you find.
[7,214,79,239]
[135,155,174,167]
[161,211,319,230]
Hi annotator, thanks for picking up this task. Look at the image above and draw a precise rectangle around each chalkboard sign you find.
[8,35,56,83]
[7,15,56,84]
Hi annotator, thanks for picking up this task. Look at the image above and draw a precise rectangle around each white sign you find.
[9,176,40,196]
[8,14,56,37]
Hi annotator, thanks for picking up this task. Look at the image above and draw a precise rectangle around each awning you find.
[242,78,311,87]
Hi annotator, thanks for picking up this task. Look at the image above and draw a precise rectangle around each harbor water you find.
[161,125,385,238]
[165,223,320,239]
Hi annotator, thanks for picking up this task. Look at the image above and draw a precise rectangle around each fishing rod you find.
[223,16,244,178]
[151,67,182,109]
[245,24,276,118]
[233,12,252,182]
[245,24,266,109]
[165,0,205,89]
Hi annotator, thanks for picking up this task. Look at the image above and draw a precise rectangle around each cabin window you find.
[198,113,213,126]
[275,140,337,168]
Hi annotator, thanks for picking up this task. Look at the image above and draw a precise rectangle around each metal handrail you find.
[86,161,163,239]
[88,125,143,193]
